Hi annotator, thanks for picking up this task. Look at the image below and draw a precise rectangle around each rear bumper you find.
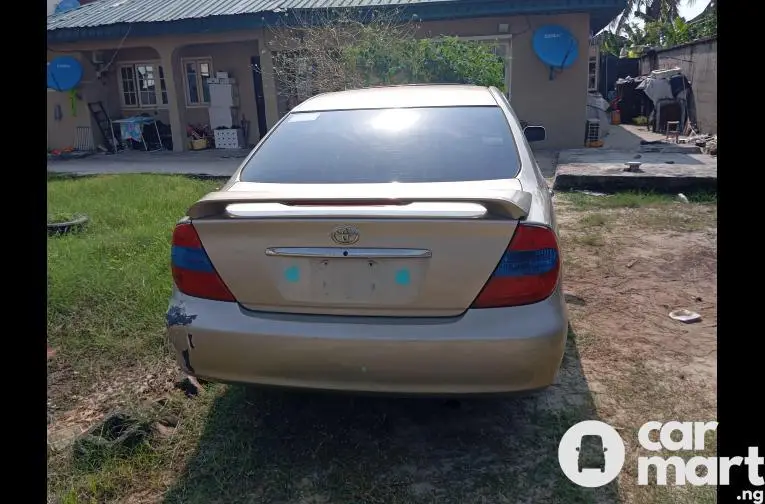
[166,288,569,395]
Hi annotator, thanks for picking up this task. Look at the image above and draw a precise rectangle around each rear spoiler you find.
[187,190,532,220]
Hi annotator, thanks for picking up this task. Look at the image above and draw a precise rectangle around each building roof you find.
[47,0,627,43]
[47,0,451,29]
[293,85,498,112]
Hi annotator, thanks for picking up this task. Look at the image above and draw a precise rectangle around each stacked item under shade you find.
[208,73,245,150]
[637,68,697,133]
[613,76,648,124]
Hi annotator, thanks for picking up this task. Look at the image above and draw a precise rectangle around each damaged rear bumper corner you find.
[166,301,198,375]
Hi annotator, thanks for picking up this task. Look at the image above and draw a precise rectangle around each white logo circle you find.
[558,420,626,487]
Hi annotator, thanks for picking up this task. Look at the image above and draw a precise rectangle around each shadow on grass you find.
[163,327,619,504]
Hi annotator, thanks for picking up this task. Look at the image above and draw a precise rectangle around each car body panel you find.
[190,178,530,317]
[194,216,518,317]
[291,84,499,112]
[167,285,568,394]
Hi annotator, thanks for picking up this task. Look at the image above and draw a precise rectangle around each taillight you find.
[471,223,560,308]
[171,222,235,302]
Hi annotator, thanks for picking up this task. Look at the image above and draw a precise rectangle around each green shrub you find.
[270,9,506,99]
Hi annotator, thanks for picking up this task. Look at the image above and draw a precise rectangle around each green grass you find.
[48,174,217,501]
[559,190,717,235]
[560,191,717,211]
[47,175,715,504]
[579,212,610,228]
[48,211,85,223]
[50,381,613,504]
[46,186,612,504]
[47,174,218,374]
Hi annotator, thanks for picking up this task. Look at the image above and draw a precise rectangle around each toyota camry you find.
[166,84,568,395]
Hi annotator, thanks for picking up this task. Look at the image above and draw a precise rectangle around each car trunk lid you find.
[188,180,530,317]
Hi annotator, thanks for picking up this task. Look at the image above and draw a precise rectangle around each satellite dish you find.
[532,25,579,81]
[47,56,83,91]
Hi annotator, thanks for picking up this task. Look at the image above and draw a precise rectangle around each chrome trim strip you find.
[265,247,432,258]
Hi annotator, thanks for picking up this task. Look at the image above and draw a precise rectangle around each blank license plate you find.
[272,257,422,306]
[311,258,387,301]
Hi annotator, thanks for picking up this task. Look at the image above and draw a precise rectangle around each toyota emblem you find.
[331,225,360,245]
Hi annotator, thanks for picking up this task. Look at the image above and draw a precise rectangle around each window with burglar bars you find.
[118,62,168,108]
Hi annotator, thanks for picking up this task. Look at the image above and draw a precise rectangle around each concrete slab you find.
[531,125,693,180]
[47,149,249,177]
[532,149,559,178]
[553,149,717,194]
[603,123,667,149]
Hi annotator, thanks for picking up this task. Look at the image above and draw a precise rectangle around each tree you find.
[604,0,713,52]
[596,30,628,56]
[614,0,698,35]
[623,22,649,46]
[265,9,506,112]
[687,0,717,39]
[640,16,691,47]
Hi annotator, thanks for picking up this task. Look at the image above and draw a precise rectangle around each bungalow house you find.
[47,0,626,152]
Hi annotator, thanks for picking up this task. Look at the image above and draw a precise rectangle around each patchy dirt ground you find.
[557,196,717,390]
[555,194,717,504]
[47,194,717,504]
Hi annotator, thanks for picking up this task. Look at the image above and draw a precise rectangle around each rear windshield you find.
[239,106,521,184]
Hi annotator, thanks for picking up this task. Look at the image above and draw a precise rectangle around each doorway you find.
[250,56,268,140]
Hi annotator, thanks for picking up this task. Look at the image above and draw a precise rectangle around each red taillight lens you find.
[171,222,236,302]
[471,224,561,308]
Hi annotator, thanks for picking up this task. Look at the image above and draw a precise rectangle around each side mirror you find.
[524,125,546,143]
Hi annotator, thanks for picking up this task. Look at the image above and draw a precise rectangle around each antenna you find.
[532,25,580,81]
[47,56,84,92]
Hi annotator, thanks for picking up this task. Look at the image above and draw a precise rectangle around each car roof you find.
[291,85,499,112]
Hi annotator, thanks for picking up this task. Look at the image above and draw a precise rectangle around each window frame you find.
[116,60,168,110]
[454,35,513,99]
[181,57,214,108]
[588,45,600,92]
